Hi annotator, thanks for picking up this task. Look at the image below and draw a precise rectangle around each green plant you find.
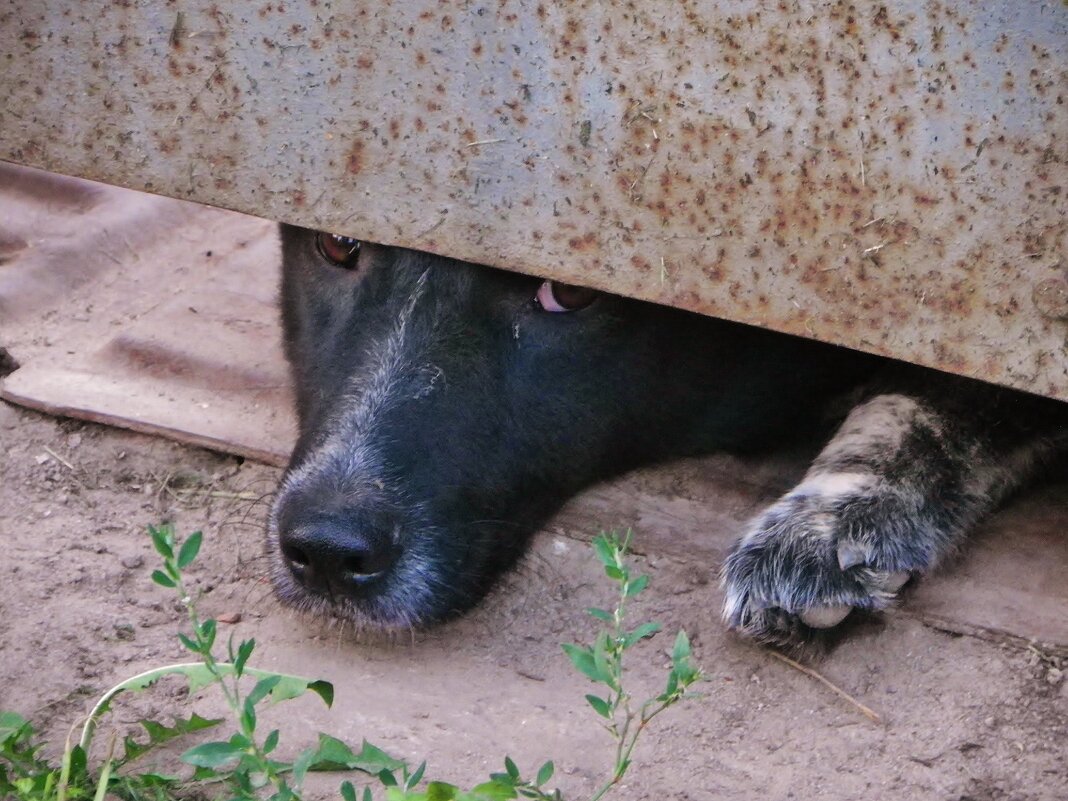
[563,531,703,801]
[0,526,702,801]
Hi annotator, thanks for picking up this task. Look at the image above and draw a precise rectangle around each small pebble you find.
[121,555,144,569]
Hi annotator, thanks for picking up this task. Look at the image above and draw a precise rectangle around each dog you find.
[268,225,1067,648]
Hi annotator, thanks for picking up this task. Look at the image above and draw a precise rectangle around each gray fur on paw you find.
[720,476,941,649]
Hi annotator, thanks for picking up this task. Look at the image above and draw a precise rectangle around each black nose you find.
[277,505,401,597]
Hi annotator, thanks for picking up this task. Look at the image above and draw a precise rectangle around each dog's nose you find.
[277,506,401,596]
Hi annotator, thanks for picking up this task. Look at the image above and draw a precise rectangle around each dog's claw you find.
[837,542,869,570]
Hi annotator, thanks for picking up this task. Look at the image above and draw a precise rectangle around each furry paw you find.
[721,473,945,649]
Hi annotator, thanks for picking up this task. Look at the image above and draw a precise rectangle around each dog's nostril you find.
[340,546,394,579]
[281,543,310,569]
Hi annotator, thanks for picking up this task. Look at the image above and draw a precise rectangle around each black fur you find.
[269,224,1067,644]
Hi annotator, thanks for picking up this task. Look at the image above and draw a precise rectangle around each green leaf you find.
[305,735,405,775]
[120,713,221,764]
[535,761,554,787]
[291,745,318,788]
[585,607,613,622]
[177,632,201,655]
[263,729,280,755]
[603,564,624,581]
[364,786,374,801]
[355,739,406,772]
[230,766,255,794]
[592,632,617,688]
[407,760,427,790]
[561,644,600,683]
[585,694,612,719]
[67,743,88,781]
[624,574,649,597]
[79,661,332,753]
[189,765,219,781]
[468,779,519,800]
[426,781,460,800]
[623,622,661,647]
[148,525,174,559]
[672,630,691,663]
[340,781,358,801]
[309,679,335,707]
[592,535,617,568]
[199,619,217,651]
[246,675,282,708]
[661,670,679,700]
[150,569,176,588]
[268,675,334,707]
[303,733,355,771]
[240,697,257,733]
[180,740,244,768]
[0,712,32,746]
[235,638,256,675]
[504,756,519,780]
[177,530,203,568]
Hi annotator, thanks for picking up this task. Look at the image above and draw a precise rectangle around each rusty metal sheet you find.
[1,1,1065,399]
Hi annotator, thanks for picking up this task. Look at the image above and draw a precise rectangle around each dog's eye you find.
[316,232,361,268]
[535,280,598,312]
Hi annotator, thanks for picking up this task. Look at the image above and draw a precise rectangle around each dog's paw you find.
[721,473,945,649]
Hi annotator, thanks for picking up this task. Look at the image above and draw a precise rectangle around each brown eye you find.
[535,280,599,312]
[316,232,361,267]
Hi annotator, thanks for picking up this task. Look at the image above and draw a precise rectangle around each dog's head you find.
[268,224,850,628]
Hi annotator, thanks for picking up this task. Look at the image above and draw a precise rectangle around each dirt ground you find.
[0,398,1066,801]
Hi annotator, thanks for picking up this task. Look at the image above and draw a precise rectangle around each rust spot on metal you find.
[1034,278,1068,321]
[567,232,597,251]
[346,141,365,175]
[630,255,652,272]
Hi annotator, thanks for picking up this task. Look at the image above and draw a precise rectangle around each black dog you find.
[269,225,1066,647]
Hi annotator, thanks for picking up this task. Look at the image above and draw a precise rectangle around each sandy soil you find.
[1,398,1065,801]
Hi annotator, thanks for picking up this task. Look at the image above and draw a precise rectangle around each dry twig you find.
[768,650,883,724]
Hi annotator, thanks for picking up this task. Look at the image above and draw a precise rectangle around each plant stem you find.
[175,573,290,795]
